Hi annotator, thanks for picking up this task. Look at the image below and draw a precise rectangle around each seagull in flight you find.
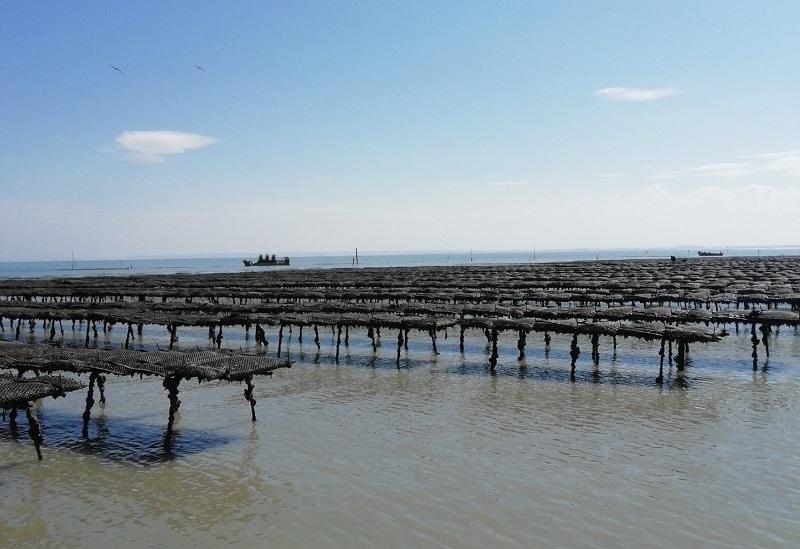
[108,64,124,75]
[194,64,205,71]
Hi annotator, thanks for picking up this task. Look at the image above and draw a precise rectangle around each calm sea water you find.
[2,247,799,278]
[2,253,800,547]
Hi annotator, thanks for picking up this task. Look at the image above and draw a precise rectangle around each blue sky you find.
[2,1,799,260]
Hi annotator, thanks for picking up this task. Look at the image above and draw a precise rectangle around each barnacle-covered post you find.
[396,329,404,367]
[163,375,182,447]
[675,339,686,372]
[82,371,98,437]
[750,323,760,370]
[243,374,257,421]
[489,328,499,369]
[569,334,580,379]
[335,324,342,362]
[656,336,666,383]
[25,403,43,461]
[517,329,526,361]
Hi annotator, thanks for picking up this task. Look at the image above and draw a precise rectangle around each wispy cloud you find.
[653,150,800,180]
[594,172,630,180]
[749,149,800,160]
[114,130,218,163]
[644,182,783,202]
[485,180,529,187]
[593,87,681,102]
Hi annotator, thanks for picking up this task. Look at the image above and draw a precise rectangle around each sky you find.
[1,1,799,261]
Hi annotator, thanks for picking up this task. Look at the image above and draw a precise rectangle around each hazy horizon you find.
[3,244,800,264]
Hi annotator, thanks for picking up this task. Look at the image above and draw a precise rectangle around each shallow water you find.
[2,325,800,548]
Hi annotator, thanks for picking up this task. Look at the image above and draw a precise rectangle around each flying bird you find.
[108,64,124,74]
[194,64,205,71]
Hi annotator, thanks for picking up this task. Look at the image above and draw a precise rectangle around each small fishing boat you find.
[243,254,290,266]
[698,251,723,257]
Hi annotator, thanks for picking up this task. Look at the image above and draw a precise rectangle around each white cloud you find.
[485,180,529,186]
[749,149,800,160]
[643,182,669,198]
[593,87,681,102]
[685,162,752,178]
[114,130,218,163]
[654,150,800,180]
[759,152,800,178]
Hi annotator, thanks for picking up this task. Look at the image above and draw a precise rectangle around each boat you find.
[243,253,290,266]
[698,251,723,257]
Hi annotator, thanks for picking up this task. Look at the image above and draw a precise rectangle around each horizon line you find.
[2,244,800,264]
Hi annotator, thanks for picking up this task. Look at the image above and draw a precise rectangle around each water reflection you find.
[0,408,232,465]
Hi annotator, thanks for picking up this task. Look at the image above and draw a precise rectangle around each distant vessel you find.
[243,253,290,266]
[698,251,723,257]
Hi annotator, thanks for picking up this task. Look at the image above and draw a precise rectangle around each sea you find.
[1,247,799,278]
[1,249,799,547]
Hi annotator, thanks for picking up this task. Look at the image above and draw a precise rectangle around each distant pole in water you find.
[469,249,473,262]
[71,250,75,270]
[355,247,359,265]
